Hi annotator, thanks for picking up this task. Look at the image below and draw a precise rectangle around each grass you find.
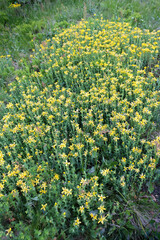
[0,0,160,56]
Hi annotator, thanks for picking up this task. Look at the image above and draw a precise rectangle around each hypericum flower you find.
[98,205,106,214]
[124,167,128,171]
[74,217,81,226]
[9,3,21,8]
[85,201,89,209]
[92,191,97,196]
[121,181,125,187]
[101,168,110,176]
[128,165,134,171]
[79,205,85,213]
[121,157,126,163]
[54,174,59,180]
[139,173,145,179]
[90,212,98,220]
[6,102,14,109]
[0,151,4,166]
[59,140,67,149]
[41,203,47,211]
[75,143,84,150]
[98,194,106,202]
[98,215,106,224]
[60,153,67,159]
[6,228,12,236]
[63,160,70,167]
[11,189,18,198]
[21,184,29,193]
[62,187,72,196]
[138,159,144,164]
[63,212,66,217]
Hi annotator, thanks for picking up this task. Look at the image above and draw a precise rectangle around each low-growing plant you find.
[0,17,160,239]
[0,55,15,86]
[0,55,15,109]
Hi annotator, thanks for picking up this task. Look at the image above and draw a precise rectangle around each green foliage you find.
[0,0,160,59]
[0,18,160,239]
[0,11,9,25]
[0,0,160,238]
[0,56,15,87]
[100,0,160,29]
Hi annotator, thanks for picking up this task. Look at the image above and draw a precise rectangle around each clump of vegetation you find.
[0,18,160,239]
[0,55,14,88]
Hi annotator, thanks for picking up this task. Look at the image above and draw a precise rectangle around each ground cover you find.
[0,16,160,239]
[0,1,160,239]
[0,0,160,101]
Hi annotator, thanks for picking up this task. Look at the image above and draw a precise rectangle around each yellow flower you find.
[101,168,110,176]
[121,182,125,187]
[85,201,89,209]
[11,189,18,198]
[63,212,66,217]
[98,205,106,214]
[135,168,140,173]
[98,215,106,224]
[79,205,85,213]
[9,3,21,8]
[54,174,59,180]
[21,184,29,193]
[0,183,4,191]
[6,103,14,109]
[6,228,12,236]
[62,187,72,196]
[0,151,4,166]
[63,160,70,167]
[98,194,106,202]
[140,173,145,179]
[41,203,47,211]
[74,217,81,226]
[90,213,97,220]
[93,214,97,220]
[59,140,67,149]
[121,157,126,163]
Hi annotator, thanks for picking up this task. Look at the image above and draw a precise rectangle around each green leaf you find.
[32,197,39,201]
[147,182,154,194]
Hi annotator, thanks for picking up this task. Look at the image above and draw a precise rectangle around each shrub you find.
[0,18,160,239]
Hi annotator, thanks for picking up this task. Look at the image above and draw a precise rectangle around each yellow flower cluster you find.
[9,3,21,8]
[0,18,159,235]
[0,151,4,166]
[0,55,11,58]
